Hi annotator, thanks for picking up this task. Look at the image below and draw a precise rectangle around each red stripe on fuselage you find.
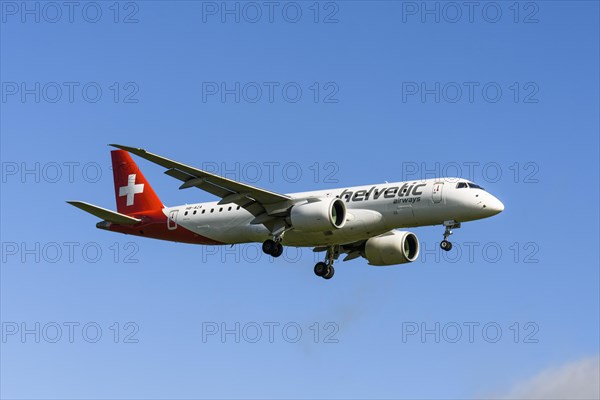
[105,209,222,245]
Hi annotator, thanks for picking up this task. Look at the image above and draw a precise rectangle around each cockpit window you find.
[457,182,486,190]
[468,183,485,190]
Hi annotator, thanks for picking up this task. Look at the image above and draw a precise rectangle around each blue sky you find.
[1,1,599,399]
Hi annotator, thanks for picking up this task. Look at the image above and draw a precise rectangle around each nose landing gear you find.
[440,220,461,252]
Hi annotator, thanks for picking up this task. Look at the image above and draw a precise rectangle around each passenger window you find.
[193,210,197,215]
[237,206,241,210]
[219,207,223,212]
[228,207,232,211]
[210,209,214,213]
[184,211,188,215]
[202,210,205,214]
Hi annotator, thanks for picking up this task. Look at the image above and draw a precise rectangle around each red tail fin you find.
[111,150,163,215]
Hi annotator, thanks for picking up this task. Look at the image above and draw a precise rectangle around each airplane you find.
[67,145,505,279]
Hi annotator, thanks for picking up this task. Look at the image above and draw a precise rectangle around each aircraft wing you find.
[109,144,293,220]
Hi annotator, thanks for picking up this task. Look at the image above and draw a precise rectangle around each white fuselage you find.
[162,178,504,247]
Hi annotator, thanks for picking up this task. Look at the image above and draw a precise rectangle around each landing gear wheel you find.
[314,245,339,279]
[314,262,328,277]
[262,239,276,255]
[272,243,284,258]
[440,240,452,251]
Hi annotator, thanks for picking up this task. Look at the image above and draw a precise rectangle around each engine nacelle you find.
[364,231,420,266]
[289,198,346,232]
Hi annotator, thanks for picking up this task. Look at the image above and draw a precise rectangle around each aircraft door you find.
[168,209,178,230]
[432,182,444,203]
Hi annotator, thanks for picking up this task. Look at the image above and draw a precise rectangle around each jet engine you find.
[364,231,420,266]
[289,198,346,232]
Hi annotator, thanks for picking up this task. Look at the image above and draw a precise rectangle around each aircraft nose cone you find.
[486,196,504,215]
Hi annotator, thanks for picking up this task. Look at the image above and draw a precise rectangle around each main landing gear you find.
[440,220,461,252]
[262,238,283,258]
[262,226,288,258]
[263,237,338,280]
[314,246,337,280]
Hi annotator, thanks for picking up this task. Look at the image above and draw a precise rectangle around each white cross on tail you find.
[119,174,144,206]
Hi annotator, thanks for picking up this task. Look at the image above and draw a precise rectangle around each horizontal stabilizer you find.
[67,201,141,225]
